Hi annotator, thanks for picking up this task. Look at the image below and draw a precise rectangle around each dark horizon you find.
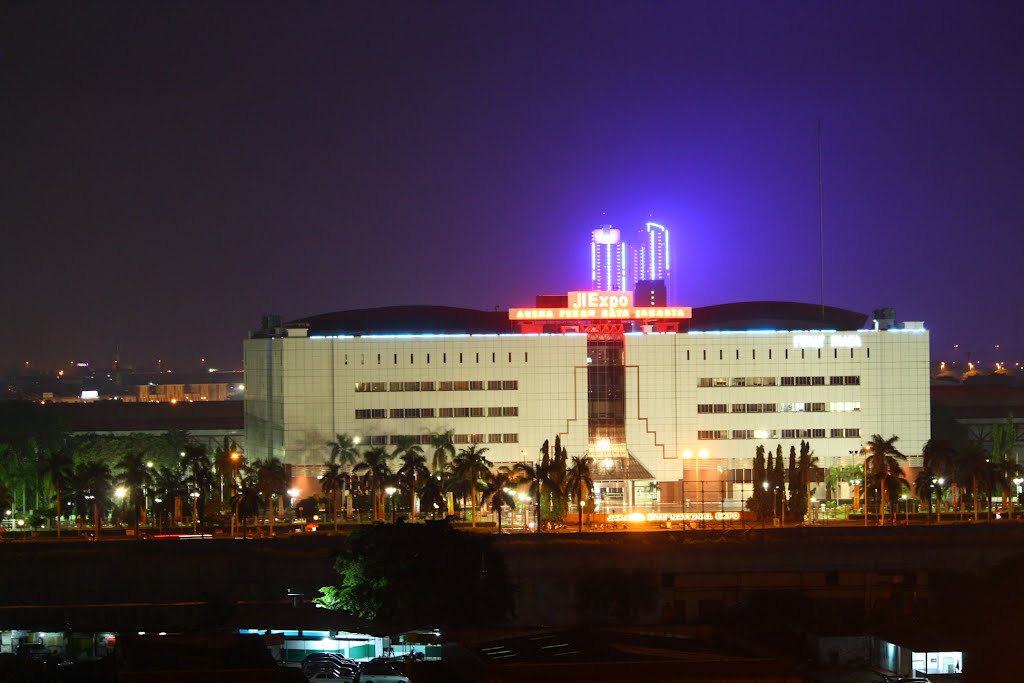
[3,1,1022,372]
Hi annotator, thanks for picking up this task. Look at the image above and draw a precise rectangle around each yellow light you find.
[682,450,693,459]
[698,448,709,459]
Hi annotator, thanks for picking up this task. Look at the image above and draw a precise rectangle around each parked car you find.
[357,660,409,683]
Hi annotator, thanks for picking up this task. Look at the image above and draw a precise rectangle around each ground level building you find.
[243,293,929,511]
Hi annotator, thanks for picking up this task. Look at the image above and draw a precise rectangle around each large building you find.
[631,221,670,283]
[244,292,930,511]
[590,226,629,291]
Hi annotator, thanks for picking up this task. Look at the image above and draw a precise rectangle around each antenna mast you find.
[817,116,825,321]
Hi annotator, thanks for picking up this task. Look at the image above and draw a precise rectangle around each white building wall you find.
[245,326,930,494]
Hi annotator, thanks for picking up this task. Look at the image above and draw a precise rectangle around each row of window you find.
[346,352,529,366]
[686,348,869,361]
[698,375,860,388]
[698,428,861,440]
[355,406,519,419]
[698,401,862,414]
[355,380,519,392]
[354,433,519,446]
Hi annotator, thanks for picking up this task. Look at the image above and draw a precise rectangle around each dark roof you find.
[688,301,866,331]
[52,400,244,432]
[296,306,512,335]
[931,384,1024,419]
[293,301,867,336]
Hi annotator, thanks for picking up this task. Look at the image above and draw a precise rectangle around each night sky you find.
[3,1,1022,372]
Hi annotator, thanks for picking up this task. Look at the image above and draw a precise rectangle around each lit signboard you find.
[510,290,691,322]
[606,511,741,523]
[792,334,862,349]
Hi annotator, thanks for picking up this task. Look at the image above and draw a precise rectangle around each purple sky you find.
[3,1,1022,372]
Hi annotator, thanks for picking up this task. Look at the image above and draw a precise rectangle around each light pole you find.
[901,493,909,525]
[1014,478,1024,520]
[762,480,770,527]
[385,486,397,523]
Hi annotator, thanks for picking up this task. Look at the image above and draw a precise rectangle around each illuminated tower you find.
[633,222,669,283]
[591,225,629,291]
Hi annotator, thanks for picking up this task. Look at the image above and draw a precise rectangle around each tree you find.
[418,474,447,519]
[789,441,816,524]
[481,470,518,533]
[430,430,456,485]
[38,440,74,537]
[990,414,1020,518]
[514,458,557,532]
[565,455,595,532]
[746,445,770,522]
[314,521,514,627]
[450,445,492,526]
[70,461,113,537]
[325,433,360,525]
[922,439,956,520]
[231,475,262,536]
[212,436,242,504]
[914,466,936,521]
[955,442,991,521]
[864,434,907,526]
[396,438,429,518]
[150,464,186,531]
[181,444,214,531]
[115,452,154,538]
[353,446,394,521]
[253,457,290,535]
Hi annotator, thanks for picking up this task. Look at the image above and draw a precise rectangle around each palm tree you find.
[353,446,394,520]
[450,445,492,526]
[864,434,906,526]
[565,455,595,532]
[231,475,262,536]
[418,475,447,519]
[430,430,456,485]
[115,452,154,539]
[955,442,992,522]
[481,471,518,533]
[325,433,360,523]
[253,457,290,535]
[320,462,351,531]
[212,436,242,503]
[397,441,430,519]
[923,439,956,520]
[182,445,214,531]
[38,441,74,537]
[914,466,936,521]
[514,459,557,532]
[150,464,186,531]
[71,461,113,537]
[992,459,1023,519]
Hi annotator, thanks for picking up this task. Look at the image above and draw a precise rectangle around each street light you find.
[901,493,909,525]
[762,481,770,528]
[385,486,397,523]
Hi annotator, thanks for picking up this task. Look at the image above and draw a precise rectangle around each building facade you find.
[590,226,629,291]
[244,295,929,511]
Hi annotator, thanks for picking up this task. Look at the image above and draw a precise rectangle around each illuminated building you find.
[244,295,929,511]
[631,221,669,284]
[591,225,629,291]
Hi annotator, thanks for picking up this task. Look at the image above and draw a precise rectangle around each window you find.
[829,401,861,412]
[731,404,746,413]
[354,382,370,392]
[370,435,388,445]
[355,409,373,419]
[780,402,805,413]
[810,429,826,438]
[390,382,404,391]
[502,433,518,443]
[732,377,747,387]
[420,381,435,391]
[831,428,844,438]
[488,380,502,390]
[808,403,826,412]
[488,433,503,443]
[453,381,469,391]
[713,377,728,387]
[781,377,795,386]
[421,408,435,418]
[454,407,471,417]
[439,408,454,418]
[469,381,484,390]
[845,428,861,438]
[454,434,470,444]
[697,404,727,414]
[762,403,777,412]
[467,433,484,443]
[488,407,503,417]
[732,429,754,439]
[390,408,404,418]
[403,382,420,391]
[469,407,485,417]
[781,429,798,439]
[502,380,518,390]
[698,377,714,387]
[439,381,453,391]
[502,406,518,416]
[698,430,729,440]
